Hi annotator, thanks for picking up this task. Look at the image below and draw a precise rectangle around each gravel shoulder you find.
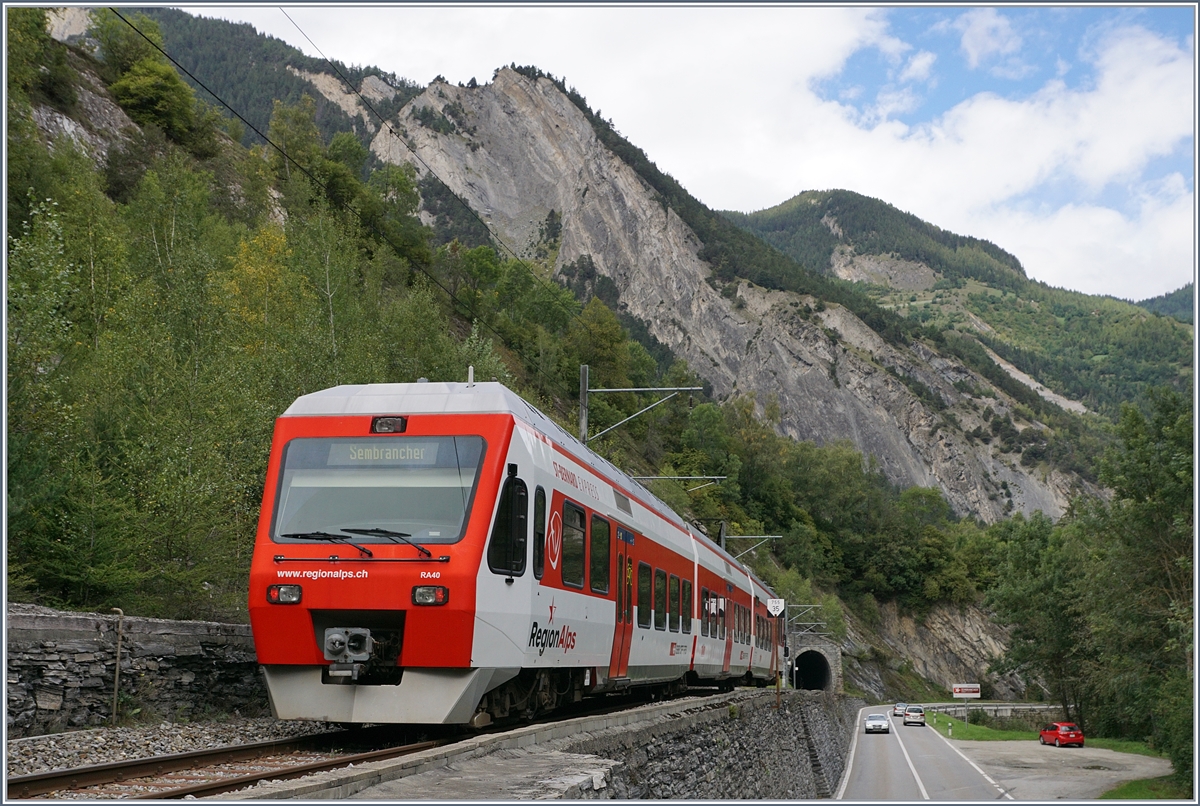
[5,718,331,778]
[954,739,1173,800]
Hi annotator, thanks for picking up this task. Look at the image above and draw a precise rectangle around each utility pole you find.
[578,364,703,444]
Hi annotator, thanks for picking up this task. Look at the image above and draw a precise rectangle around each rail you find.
[5,730,443,800]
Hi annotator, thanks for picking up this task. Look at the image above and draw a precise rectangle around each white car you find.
[864,713,890,733]
[903,705,926,726]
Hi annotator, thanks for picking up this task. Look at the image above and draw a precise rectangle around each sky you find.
[183,4,1196,302]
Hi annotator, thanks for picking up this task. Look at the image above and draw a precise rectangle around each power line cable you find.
[107,8,576,402]
[276,9,584,328]
[109,9,706,475]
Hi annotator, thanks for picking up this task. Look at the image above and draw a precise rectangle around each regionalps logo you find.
[528,620,577,656]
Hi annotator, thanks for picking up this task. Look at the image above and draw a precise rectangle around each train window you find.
[718,597,726,640]
[668,575,680,632]
[654,569,667,630]
[532,487,546,579]
[681,580,692,634]
[486,475,527,576]
[700,589,709,637]
[561,501,586,589]
[272,435,485,545]
[589,515,610,594]
[637,563,652,628]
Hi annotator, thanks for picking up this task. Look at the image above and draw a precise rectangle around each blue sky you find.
[183,4,1195,301]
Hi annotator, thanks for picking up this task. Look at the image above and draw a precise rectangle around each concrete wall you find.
[6,604,266,737]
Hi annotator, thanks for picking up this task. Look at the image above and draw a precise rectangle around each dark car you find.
[1040,722,1085,747]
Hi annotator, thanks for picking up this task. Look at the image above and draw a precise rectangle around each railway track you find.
[7,686,721,800]
[5,728,446,800]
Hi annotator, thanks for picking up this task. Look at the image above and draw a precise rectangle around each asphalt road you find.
[838,706,1008,800]
[836,706,1172,801]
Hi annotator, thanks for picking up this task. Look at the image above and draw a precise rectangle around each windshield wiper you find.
[280,531,373,557]
[341,527,432,558]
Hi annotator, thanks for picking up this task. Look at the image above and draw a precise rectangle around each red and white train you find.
[249,381,785,726]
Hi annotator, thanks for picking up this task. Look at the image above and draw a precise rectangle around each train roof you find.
[283,382,773,595]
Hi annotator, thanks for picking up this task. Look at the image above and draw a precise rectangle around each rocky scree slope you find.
[357,68,1092,522]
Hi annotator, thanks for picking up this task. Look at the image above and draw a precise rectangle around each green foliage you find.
[986,389,1193,793]
[6,7,50,99]
[136,7,422,150]
[963,287,1192,419]
[110,58,197,141]
[1135,282,1193,324]
[89,9,166,80]
[1100,776,1192,800]
[726,189,1026,291]
[417,172,493,248]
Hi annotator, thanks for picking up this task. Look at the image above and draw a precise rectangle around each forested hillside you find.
[1136,281,1194,324]
[724,190,1193,421]
[6,9,1190,787]
[136,7,421,151]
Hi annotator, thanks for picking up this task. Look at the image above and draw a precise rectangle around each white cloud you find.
[899,51,937,83]
[865,88,921,124]
[183,6,1194,300]
[977,187,1194,300]
[954,8,1022,69]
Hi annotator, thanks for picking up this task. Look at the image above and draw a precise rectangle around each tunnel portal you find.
[792,649,832,691]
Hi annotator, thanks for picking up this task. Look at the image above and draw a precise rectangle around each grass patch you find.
[924,711,1036,742]
[1100,775,1189,799]
[925,713,1166,760]
[1085,737,1162,758]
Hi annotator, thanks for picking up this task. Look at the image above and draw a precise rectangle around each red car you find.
[1040,722,1085,747]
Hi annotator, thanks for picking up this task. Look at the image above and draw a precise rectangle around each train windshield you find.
[271,436,486,545]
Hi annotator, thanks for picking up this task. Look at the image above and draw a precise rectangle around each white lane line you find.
[834,706,865,799]
[891,718,930,800]
[927,724,1015,800]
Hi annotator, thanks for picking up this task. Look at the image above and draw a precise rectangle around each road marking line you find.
[928,723,1015,799]
[891,717,930,799]
[834,706,865,799]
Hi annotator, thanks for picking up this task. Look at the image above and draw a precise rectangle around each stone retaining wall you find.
[232,689,864,800]
[6,604,265,737]
[565,689,860,798]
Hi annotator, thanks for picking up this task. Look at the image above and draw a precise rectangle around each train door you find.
[721,580,734,675]
[608,526,635,680]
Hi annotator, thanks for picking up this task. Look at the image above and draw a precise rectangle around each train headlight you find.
[412,585,449,605]
[266,584,302,604]
[371,416,407,433]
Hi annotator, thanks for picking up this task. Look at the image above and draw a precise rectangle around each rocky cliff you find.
[839,601,1028,702]
[362,68,1088,523]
